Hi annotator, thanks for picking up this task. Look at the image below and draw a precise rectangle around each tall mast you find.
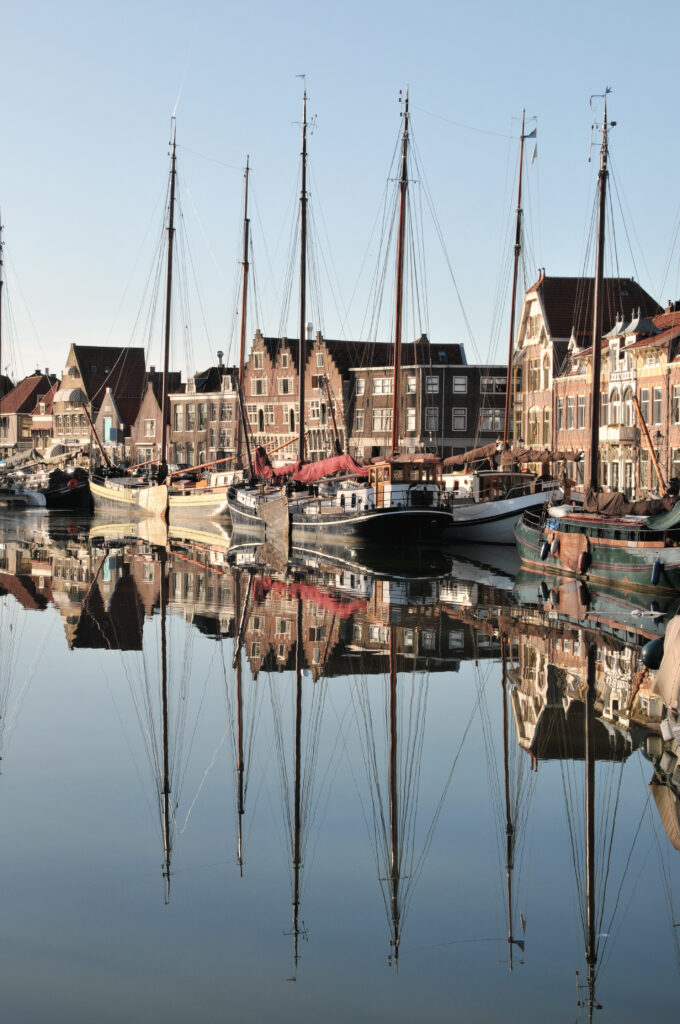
[503,110,527,448]
[236,158,251,469]
[298,90,308,464]
[159,547,172,904]
[0,210,4,396]
[160,123,177,473]
[585,641,597,1020]
[587,92,611,491]
[390,89,409,455]
[388,624,400,968]
[292,596,303,967]
[501,636,516,970]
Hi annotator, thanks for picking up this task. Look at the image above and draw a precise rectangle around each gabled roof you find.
[526,274,660,345]
[250,332,466,375]
[30,381,59,415]
[0,374,56,415]
[68,345,147,431]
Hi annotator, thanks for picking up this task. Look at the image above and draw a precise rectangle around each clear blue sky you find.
[2,0,679,382]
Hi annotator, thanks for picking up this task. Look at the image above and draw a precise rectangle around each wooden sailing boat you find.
[443,111,562,544]
[227,89,451,543]
[515,93,680,591]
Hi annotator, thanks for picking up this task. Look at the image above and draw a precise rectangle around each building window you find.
[278,378,292,395]
[425,407,439,432]
[528,359,540,392]
[356,378,365,396]
[186,441,195,465]
[144,419,155,438]
[174,405,183,432]
[426,376,439,393]
[566,396,574,430]
[453,377,467,394]
[542,356,550,391]
[406,376,417,393]
[198,403,207,430]
[372,377,393,395]
[577,395,586,429]
[653,386,662,425]
[481,376,507,393]
[316,351,324,366]
[210,402,218,421]
[281,353,289,368]
[251,378,267,396]
[623,388,634,427]
[406,407,416,432]
[253,352,263,369]
[452,408,467,431]
[372,408,392,432]
[355,408,365,432]
[186,404,196,431]
[480,408,503,432]
[672,448,680,480]
[673,386,680,425]
[600,392,608,427]
[556,397,564,432]
[543,407,550,444]
[209,428,216,449]
[640,387,650,423]
[174,441,185,464]
[528,408,539,444]
[309,400,320,420]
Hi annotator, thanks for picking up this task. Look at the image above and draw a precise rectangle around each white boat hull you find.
[443,487,561,544]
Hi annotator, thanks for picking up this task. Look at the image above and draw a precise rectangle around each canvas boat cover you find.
[443,443,498,468]
[253,446,368,483]
[651,614,680,712]
[644,500,680,531]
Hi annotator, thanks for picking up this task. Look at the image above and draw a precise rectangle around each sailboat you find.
[514,92,680,590]
[227,89,452,543]
[442,110,562,545]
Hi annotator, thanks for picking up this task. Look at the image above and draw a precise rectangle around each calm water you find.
[0,510,678,1023]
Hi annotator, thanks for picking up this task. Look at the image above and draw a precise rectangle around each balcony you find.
[600,424,639,443]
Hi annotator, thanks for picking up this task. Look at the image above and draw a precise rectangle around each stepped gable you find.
[72,345,146,427]
[534,275,660,345]
[0,373,55,415]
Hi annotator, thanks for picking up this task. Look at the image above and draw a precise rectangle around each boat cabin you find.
[443,470,545,503]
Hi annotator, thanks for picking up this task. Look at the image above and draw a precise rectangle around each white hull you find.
[444,487,561,544]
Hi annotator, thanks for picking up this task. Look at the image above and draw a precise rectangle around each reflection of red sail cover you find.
[253,446,367,482]
[252,575,367,618]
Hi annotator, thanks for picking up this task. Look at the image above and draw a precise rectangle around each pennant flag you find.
[524,127,537,139]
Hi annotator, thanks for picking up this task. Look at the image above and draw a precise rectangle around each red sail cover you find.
[253,446,367,482]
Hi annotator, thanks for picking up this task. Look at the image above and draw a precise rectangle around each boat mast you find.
[292,596,303,967]
[503,111,527,449]
[160,123,177,475]
[585,641,597,1021]
[501,636,516,970]
[0,210,4,396]
[587,92,611,491]
[298,90,308,464]
[390,89,409,456]
[159,547,172,903]
[388,624,400,969]
[236,158,253,475]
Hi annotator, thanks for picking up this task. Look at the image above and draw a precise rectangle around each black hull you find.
[44,480,93,512]
[227,493,451,542]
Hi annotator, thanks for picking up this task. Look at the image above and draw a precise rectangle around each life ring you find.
[539,540,550,561]
[67,478,78,490]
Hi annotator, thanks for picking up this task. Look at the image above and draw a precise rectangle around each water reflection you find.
[0,511,679,1018]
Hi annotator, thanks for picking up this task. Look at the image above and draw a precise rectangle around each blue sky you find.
[2,0,679,382]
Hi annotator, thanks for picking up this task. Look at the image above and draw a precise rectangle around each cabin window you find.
[453,377,467,393]
[426,375,439,393]
[452,408,467,431]
[653,387,662,424]
[406,376,417,393]
[425,407,439,432]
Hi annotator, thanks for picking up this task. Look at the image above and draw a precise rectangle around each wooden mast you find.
[0,211,4,398]
[159,546,172,904]
[587,92,611,491]
[292,595,303,967]
[388,624,400,969]
[390,89,409,456]
[585,641,598,1021]
[236,158,253,476]
[298,90,308,464]
[501,636,516,970]
[503,110,527,448]
[159,123,177,476]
